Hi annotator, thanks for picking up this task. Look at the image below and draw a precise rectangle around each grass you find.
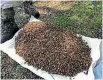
[53,1,102,38]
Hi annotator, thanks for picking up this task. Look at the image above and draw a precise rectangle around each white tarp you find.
[0,16,102,80]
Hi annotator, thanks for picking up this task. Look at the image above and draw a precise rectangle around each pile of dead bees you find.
[15,21,92,77]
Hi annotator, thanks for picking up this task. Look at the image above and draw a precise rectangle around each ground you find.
[35,1,102,38]
[1,1,102,79]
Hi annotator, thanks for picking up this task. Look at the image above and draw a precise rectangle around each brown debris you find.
[15,21,92,77]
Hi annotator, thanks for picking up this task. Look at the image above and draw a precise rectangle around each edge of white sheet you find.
[0,16,102,80]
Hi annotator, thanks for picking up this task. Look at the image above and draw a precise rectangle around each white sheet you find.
[0,16,102,80]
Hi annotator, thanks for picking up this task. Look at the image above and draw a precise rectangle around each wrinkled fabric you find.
[93,41,103,79]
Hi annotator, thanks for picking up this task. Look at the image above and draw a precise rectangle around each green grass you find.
[53,1,102,38]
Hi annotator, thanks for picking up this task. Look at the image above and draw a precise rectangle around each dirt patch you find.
[34,1,77,21]
[35,1,77,10]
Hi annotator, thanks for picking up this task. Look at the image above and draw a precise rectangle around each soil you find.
[1,51,43,79]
